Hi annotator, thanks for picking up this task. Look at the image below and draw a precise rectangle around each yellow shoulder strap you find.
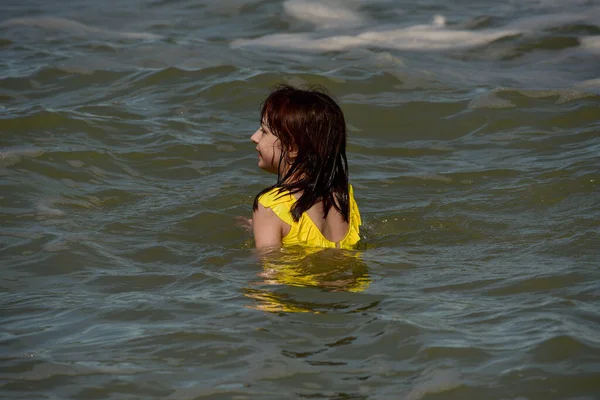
[258,188,295,226]
[349,184,361,227]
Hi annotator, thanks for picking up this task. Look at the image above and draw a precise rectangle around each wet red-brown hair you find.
[253,84,349,222]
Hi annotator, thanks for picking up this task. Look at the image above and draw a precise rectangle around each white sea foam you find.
[233,19,518,52]
[233,6,600,53]
[283,0,365,28]
[1,17,161,40]
[580,36,600,54]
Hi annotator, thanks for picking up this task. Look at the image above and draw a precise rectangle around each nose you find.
[251,129,260,144]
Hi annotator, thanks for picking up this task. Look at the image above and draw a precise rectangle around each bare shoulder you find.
[252,203,284,248]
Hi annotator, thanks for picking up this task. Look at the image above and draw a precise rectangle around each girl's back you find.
[255,185,361,249]
[300,195,349,243]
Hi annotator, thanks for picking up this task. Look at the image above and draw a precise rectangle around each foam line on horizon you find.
[232,16,519,52]
[232,6,600,53]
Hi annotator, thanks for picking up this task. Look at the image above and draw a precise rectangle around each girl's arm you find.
[252,203,283,248]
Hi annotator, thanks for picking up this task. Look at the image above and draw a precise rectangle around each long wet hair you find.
[253,84,350,222]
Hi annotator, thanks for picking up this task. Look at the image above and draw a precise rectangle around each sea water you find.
[1,0,599,398]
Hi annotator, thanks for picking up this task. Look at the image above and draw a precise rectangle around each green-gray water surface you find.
[1,1,600,399]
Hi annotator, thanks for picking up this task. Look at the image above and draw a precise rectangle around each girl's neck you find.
[277,168,304,186]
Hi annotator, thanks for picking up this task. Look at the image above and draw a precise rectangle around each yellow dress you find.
[258,185,361,249]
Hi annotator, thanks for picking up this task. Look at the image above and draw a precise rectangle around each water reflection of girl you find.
[245,248,370,313]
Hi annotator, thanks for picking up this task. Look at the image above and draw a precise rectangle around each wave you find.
[580,36,600,54]
[0,146,44,168]
[283,0,365,29]
[232,16,518,52]
[232,6,600,53]
[1,17,161,40]
[468,87,598,109]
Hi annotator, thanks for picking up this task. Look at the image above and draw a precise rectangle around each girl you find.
[250,85,361,249]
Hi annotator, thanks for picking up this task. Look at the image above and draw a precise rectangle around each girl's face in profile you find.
[251,121,283,175]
